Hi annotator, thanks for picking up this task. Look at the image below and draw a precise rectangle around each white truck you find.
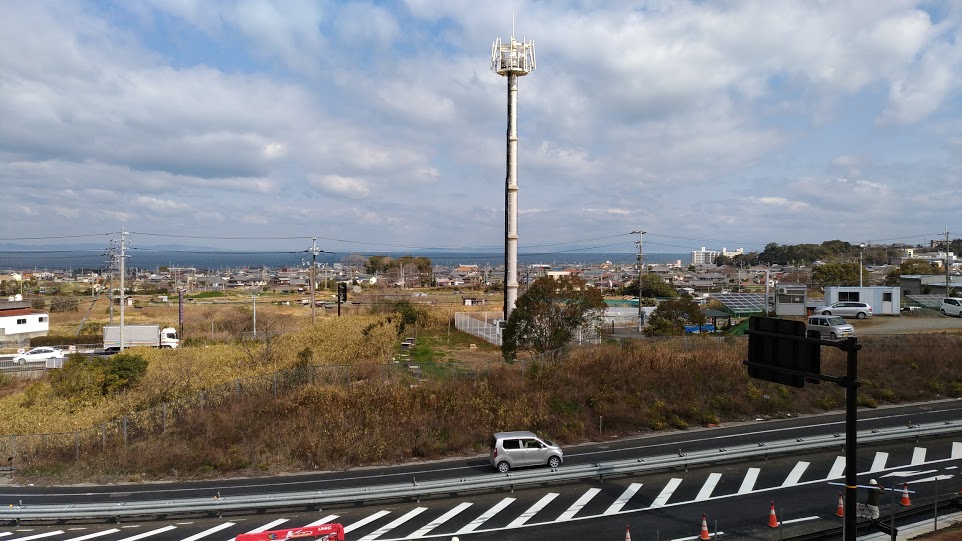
[103,324,179,352]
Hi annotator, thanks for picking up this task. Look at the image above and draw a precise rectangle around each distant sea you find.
[0,248,690,271]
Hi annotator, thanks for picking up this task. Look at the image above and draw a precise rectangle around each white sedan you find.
[13,347,64,364]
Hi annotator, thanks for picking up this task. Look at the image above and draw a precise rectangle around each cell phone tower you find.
[491,22,535,321]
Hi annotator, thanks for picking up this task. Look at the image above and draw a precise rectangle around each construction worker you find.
[866,479,883,519]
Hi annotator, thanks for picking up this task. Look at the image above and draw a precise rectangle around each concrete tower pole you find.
[492,32,535,321]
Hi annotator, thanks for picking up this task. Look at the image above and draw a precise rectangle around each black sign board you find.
[747,316,821,387]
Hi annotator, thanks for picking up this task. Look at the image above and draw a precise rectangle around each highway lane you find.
[4,400,962,506]
[2,435,961,540]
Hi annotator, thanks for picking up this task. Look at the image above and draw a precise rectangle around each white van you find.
[940,298,962,317]
[489,431,563,473]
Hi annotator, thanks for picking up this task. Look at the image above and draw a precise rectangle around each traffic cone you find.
[835,492,844,517]
[768,501,779,528]
[901,483,911,507]
[625,525,631,541]
[699,513,711,540]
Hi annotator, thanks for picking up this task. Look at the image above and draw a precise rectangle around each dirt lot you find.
[850,310,962,335]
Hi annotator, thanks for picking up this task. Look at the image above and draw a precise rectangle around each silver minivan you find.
[489,431,563,472]
[806,315,855,340]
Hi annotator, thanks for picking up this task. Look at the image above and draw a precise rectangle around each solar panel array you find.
[712,293,769,316]
[905,294,944,308]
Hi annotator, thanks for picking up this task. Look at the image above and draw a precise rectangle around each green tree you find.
[623,274,678,298]
[810,263,863,287]
[501,275,606,360]
[883,259,942,286]
[50,352,149,402]
[645,297,706,336]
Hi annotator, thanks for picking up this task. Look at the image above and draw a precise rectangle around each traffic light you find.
[337,282,347,302]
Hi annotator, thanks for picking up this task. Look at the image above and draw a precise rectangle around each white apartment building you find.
[691,247,744,266]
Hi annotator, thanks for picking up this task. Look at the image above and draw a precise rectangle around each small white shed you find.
[823,286,901,316]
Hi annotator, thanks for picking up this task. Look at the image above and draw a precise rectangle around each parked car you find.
[940,298,962,317]
[806,315,856,340]
[489,431,563,473]
[13,346,65,364]
[814,301,873,319]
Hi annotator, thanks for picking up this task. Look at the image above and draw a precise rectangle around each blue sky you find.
[2,1,961,257]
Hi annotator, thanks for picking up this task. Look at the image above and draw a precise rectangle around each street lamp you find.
[631,229,646,331]
[859,243,866,288]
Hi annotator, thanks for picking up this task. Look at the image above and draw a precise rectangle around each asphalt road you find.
[3,401,962,541]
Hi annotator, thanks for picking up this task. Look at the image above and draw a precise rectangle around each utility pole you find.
[119,227,126,352]
[859,243,866,288]
[631,230,645,332]
[309,237,320,324]
[944,227,951,296]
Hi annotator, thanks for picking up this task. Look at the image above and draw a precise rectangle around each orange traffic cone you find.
[625,525,631,541]
[699,513,711,540]
[768,501,779,528]
[835,492,845,517]
[901,483,911,507]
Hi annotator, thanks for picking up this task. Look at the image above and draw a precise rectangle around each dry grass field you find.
[2,292,962,484]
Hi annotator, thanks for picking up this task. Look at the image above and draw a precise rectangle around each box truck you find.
[103,324,179,352]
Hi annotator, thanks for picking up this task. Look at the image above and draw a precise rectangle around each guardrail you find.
[2,419,960,524]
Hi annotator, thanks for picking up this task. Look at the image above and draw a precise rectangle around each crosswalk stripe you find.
[605,483,642,514]
[179,523,235,541]
[507,493,558,528]
[558,488,600,521]
[248,519,288,534]
[782,461,810,486]
[457,498,515,534]
[63,530,120,541]
[344,511,390,534]
[305,515,340,527]
[911,447,926,465]
[407,502,472,538]
[695,473,721,501]
[738,468,759,494]
[118,526,177,541]
[9,532,64,541]
[358,507,427,541]
[870,451,889,472]
[651,478,682,507]
[828,456,846,479]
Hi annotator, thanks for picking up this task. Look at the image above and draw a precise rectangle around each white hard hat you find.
[869,479,878,485]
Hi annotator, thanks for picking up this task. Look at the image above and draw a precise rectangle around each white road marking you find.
[558,488,600,521]
[651,478,682,507]
[305,515,340,527]
[179,523,235,541]
[870,452,889,472]
[908,474,954,484]
[507,493,558,528]
[456,498,515,534]
[118,526,177,541]
[246,519,288,534]
[407,502,472,538]
[344,511,390,533]
[781,516,819,524]
[605,483,642,514]
[7,532,64,541]
[358,507,427,541]
[695,473,721,501]
[911,447,927,465]
[828,456,846,479]
[63,531,120,541]
[738,468,760,494]
[953,442,962,459]
[782,461,810,486]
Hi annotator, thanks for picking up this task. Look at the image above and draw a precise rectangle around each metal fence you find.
[455,311,504,346]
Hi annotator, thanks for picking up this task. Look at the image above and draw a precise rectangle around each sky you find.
[2,1,962,258]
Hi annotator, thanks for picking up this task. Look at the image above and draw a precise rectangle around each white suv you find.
[940,298,962,317]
